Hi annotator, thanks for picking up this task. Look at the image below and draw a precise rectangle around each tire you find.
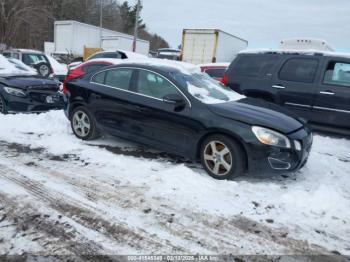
[0,95,7,114]
[70,106,99,140]
[200,135,245,180]
[34,62,51,77]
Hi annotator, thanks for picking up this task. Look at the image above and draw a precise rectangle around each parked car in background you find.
[7,58,38,75]
[2,49,67,81]
[0,55,63,114]
[199,63,229,82]
[2,49,53,77]
[63,59,116,94]
[224,50,350,135]
[65,60,312,180]
[68,50,147,70]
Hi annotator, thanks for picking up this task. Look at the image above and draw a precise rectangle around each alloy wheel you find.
[72,110,91,137]
[203,141,233,176]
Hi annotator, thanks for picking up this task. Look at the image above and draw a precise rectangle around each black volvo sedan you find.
[65,61,313,179]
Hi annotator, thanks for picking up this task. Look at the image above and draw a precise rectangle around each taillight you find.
[221,73,229,86]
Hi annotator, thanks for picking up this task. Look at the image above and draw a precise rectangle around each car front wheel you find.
[71,107,99,140]
[200,135,245,180]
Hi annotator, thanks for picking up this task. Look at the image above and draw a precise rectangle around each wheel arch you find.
[196,129,249,171]
[68,98,88,119]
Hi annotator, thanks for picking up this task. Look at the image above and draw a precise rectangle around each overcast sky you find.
[128,0,350,52]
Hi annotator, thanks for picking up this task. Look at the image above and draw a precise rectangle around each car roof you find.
[198,63,230,68]
[88,58,201,75]
[4,49,44,54]
[239,49,350,60]
[89,50,148,59]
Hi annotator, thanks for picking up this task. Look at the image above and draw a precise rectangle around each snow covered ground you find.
[0,110,349,257]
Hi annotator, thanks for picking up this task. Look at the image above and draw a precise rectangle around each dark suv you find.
[224,50,350,135]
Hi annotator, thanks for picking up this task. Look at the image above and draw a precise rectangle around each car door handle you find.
[272,85,286,89]
[320,91,335,95]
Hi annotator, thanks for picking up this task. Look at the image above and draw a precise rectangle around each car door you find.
[127,69,199,155]
[87,67,142,138]
[272,57,320,120]
[311,58,350,129]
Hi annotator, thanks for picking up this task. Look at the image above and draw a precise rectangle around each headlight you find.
[252,126,291,148]
[3,87,26,97]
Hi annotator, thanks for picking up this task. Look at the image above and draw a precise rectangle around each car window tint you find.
[205,68,226,78]
[105,68,132,90]
[323,62,350,87]
[137,70,180,99]
[279,58,318,83]
[92,71,106,84]
[83,64,109,73]
[22,54,47,65]
[234,55,279,77]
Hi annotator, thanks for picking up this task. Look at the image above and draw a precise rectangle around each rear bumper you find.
[247,127,313,176]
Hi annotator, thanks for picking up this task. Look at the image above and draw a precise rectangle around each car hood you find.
[208,98,304,134]
[0,76,59,91]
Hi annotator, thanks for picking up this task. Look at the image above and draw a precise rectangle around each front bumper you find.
[247,127,313,176]
[3,90,65,113]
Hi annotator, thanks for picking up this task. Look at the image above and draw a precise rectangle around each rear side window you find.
[104,68,133,90]
[205,68,226,78]
[233,55,279,78]
[92,71,106,84]
[279,58,318,83]
[323,61,350,87]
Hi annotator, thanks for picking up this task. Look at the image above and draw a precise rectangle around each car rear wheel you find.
[200,135,244,180]
[71,107,99,140]
[0,95,6,114]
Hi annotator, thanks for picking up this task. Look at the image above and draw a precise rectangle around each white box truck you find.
[54,20,150,57]
[181,29,248,64]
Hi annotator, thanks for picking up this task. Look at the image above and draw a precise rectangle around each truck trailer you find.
[181,29,248,64]
[54,20,150,58]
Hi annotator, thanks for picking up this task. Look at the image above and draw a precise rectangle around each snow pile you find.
[47,55,68,76]
[0,111,349,253]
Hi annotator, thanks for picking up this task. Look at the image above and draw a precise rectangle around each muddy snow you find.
[0,110,349,258]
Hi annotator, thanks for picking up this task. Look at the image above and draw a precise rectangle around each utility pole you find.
[99,0,103,48]
[132,0,141,52]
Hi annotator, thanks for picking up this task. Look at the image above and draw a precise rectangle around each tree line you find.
[0,0,169,52]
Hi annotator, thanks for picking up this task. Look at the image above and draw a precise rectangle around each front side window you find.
[279,58,318,83]
[171,72,244,104]
[104,68,133,90]
[323,62,350,87]
[137,70,181,99]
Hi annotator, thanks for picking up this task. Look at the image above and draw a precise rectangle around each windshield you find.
[171,72,245,104]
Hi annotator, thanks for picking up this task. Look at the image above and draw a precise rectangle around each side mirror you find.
[163,94,186,106]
